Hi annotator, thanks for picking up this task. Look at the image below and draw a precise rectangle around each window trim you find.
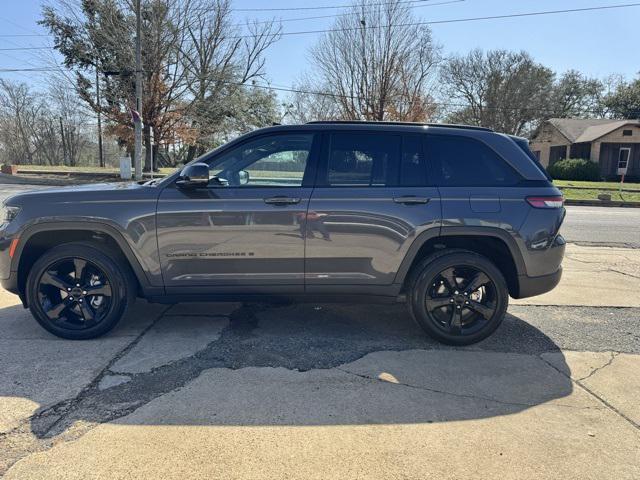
[193,131,321,189]
[425,133,523,188]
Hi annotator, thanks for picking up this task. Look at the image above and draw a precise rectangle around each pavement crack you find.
[36,304,174,439]
[575,352,620,382]
[334,366,597,411]
[538,354,639,431]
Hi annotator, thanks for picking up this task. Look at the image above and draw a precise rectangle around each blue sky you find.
[0,0,638,94]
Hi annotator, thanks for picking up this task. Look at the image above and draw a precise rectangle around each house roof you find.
[548,118,640,143]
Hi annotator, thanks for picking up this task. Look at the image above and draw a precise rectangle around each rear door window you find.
[325,132,400,186]
[399,134,429,186]
[426,135,520,186]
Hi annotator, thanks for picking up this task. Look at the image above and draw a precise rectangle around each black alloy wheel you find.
[27,243,135,339]
[408,250,508,345]
[425,265,498,337]
[36,257,113,330]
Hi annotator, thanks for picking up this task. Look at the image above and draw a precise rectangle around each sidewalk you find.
[512,243,640,307]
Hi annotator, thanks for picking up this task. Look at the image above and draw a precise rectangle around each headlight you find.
[0,204,21,225]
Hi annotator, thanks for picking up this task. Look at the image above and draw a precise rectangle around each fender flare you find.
[394,226,527,285]
[13,221,153,291]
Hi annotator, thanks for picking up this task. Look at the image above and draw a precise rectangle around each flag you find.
[130,108,142,124]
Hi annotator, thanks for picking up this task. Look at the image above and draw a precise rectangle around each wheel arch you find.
[396,227,526,298]
[14,222,153,303]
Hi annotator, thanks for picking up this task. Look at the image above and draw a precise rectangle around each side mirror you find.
[238,170,250,185]
[176,163,210,189]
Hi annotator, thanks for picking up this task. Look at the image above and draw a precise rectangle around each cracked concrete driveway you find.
[1,245,639,479]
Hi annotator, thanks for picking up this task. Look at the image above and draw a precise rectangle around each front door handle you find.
[393,196,430,205]
[264,196,301,205]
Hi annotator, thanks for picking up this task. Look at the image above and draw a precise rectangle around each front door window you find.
[207,134,314,187]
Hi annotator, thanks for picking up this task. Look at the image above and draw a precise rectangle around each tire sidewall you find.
[26,244,131,340]
[409,251,509,346]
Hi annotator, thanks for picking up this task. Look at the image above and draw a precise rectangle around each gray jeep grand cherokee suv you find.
[0,121,565,345]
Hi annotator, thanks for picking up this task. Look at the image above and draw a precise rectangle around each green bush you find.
[547,158,601,181]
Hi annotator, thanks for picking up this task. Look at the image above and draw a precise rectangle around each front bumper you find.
[1,270,19,295]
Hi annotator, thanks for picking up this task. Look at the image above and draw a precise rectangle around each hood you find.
[4,181,158,207]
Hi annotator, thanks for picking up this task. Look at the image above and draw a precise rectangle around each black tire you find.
[26,242,136,340]
[407,249,508,346]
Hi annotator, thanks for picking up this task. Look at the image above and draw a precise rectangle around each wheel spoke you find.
[426,296,453,312]
[440,268,458,292]
[467,300,495,320]
[78,302,97,327]
[448,306,463,333]
[73,258,87,284]
[464,272,490,294]
[45,298,70,320]
[84,284,112,297]
[40,272,72,292]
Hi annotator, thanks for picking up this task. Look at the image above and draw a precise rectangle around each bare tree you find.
[294,0,440,122]
[440,49,555,135]
[0,79,93,166]
[179,0,281,160]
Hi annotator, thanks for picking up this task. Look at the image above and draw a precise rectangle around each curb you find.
[558,185,640,193]
[564,199,640,208]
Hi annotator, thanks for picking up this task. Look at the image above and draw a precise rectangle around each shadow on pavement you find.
[0,301,572,439]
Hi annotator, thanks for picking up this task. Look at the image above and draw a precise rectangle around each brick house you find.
[529,118,640,178]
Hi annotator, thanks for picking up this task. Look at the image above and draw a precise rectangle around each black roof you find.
[306,120,493,132]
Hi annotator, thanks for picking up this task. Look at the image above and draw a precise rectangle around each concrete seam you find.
[538,354,639,431]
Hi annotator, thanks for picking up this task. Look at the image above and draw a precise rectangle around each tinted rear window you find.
[511,136,552,181]
[426,135,520,187]
[327,133,400,186]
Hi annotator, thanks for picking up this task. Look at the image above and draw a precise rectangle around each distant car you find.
[0,121,565,345]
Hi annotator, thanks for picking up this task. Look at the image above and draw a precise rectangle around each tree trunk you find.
[185,145,197,164]
[143,123,152,172]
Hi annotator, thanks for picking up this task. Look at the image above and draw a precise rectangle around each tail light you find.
[526,196,564,209]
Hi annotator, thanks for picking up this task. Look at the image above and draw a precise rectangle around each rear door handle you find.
[264,196,301,205]
[393,196,430,205]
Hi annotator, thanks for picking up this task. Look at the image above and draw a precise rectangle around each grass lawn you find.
[561,188,640,203]
[554,179,640,190]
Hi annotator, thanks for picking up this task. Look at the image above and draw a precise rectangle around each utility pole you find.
[96,68,104,168]
[134,0,143,180]
[59,116,69,166]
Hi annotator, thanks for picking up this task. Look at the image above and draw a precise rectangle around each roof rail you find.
[305,120,493,132]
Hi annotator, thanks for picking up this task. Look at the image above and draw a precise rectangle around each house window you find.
[549,145,568,166]
[622,130,633,137]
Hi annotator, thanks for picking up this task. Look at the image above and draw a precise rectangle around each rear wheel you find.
[408,250,508,345]
[26,243,135,339]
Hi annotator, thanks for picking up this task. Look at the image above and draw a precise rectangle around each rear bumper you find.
[514,267,562,299]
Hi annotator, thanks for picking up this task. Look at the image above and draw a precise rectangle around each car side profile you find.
[0,121,565,345]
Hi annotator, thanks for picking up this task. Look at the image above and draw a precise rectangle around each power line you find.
[0,67,60,72]
[230,2,640,39]
[0,34,49,38]
[0,47,54,51]
[230,0,464,27]
[234,0,442,12]
[200,79,610,116]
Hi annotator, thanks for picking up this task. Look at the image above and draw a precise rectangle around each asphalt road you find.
[562,205,640,248]
[0,182,638,247]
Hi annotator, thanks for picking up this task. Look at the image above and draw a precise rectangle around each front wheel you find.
[408,250,509,345]
[26,243,135,340]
